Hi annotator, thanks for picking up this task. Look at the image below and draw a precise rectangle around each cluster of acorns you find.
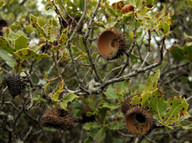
[122,96,154,137]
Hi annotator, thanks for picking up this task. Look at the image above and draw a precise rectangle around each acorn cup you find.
[97,28,126,60]
[124,106,154,137]
[4,72,26,97]
[41,107,74,130]
[122,96,154,137]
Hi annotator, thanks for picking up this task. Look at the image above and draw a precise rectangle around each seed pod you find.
[41,108,74,130]
[97,28,126,60]
[124,106,154,137]
[122,5,135,14]
[4,72,26,97]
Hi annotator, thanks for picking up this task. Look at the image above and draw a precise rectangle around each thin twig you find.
[52,51,62,81]
[83,0,102,82]
[116,52,129,77]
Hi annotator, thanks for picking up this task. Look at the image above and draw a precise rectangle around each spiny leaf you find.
[183,42,192,62]
[51,80,64,102]
[14,35,29,50]
[0,36,15,54]
[150,89,168,121]
[132,70,160,105]
[83,122,101,130]
[99,101,121,110]
[30,14,47,38]
[104,85,118,100]
[165,96,189,125]
[107,120,124,130]
[143,69,160,94]
[0,49,15,68]
[60,92,78,110]
[170,44,185,61]
[14,48,51,60]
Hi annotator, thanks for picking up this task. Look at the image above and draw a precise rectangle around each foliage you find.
[0,0,192,143]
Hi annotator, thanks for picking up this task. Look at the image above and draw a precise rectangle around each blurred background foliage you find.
[0,0,192,142]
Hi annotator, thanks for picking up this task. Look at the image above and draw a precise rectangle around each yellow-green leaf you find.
[14,35,29,50]
[0,36,15,54]
[14,48,51,60]
[30,14,47,38]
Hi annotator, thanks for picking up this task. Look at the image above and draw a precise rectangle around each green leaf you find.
[170,44,185,61]
[60,92,78,110]
[14,48,51,60]
[45,2,53,11]
[143,69,160,94]
[0,36,15,54]
[51,80,64,102]
[183,42,192,62]
[165,96,189,125]
[14,35,29,50]
[83,122,101,130]
[150,89,168,121]
[99,101,120,110]
[93,128,106,142]
[104,85,118,100]
[107,120,124,130]
[158,20,170,35]
[0,0,5,8]
[0,49,15,68]
[30,14,47,38]
[38,17,46,27]
[25,25,34,34]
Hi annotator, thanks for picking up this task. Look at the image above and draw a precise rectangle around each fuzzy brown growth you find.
[125,106,154,137]
[122,5,135,14]
[4,72,26,97]
[122,96,133,115]
[81,105,95,123]
[97,28,126,60]
[122,95,140,115]
[41,108,74,130]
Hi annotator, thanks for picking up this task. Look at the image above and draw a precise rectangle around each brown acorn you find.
[4,72,26,97]
[124,106,154,137]
[41,108,74,130]
[97,28,126,60]
[122,5,135,14]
